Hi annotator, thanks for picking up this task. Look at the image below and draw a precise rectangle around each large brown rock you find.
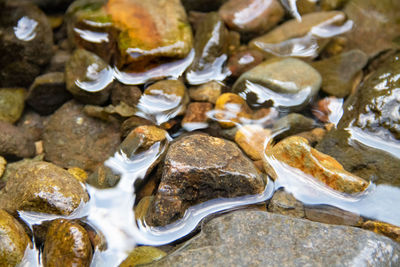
[146,134,265,226]
[0,121,35,159]
[43,100,120,172]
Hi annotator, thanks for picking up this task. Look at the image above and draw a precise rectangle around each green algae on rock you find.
[0,161,89,215]
[0,209,31,267]
[233,57,322,111]
[43,219,92,267]
[0,88,26,124]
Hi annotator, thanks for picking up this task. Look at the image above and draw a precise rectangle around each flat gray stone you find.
[150,210,400,267]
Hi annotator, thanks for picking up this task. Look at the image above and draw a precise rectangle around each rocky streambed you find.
[0,0,400,266]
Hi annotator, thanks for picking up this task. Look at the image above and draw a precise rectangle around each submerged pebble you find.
[0,88,26,124]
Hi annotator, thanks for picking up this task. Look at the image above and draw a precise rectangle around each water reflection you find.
[14,16,38,41]
[75,64,114,92]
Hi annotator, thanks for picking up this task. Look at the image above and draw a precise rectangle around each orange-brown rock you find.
[182,102,213,130]
[214,93,252,128]
[265,136,369,194]
[362,221,400,243]
[235,125,271,160]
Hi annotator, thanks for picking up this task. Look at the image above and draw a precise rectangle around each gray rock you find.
[0,1,53,87]
[150,210,400,267]
[233,58,321,111]
[26,72,72,115]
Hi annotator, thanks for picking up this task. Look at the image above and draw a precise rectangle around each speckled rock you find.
[27,72,72,115]
[0,1,53,87]
[43,100,120,172]
[65,49,113,105]
[0,209,31,267]
[43,219,92,267]
[233,58,321,111]
[120,246,166,267]
[0,88,25,123]
[0,161,88,215]
[266,136,369,194]
[146,134,265,226]
[150,210,400,267]
[219,0,284,37]
[317,52,400,186]
[312,50,368,97]
[182,102,213,131]
[0,121,35,159]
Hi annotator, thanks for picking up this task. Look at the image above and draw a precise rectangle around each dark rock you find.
[305,205,362,226]
[47,49,71,73]
[27,72,72,115]
[267,189,305,218]
[181,0,229,12]
[0,161,89,215]
[0,88,25,123]
[111,83,142,108]
[32,0,75,12]
[43,101,120,172]
[0,209,31,267]
[186,12,230,85]
[65,49,113,105]
[317,52,400,186]
[0,1,53,87]
[43,219,92,267]
[150,210,400,266]
[16,110,46,142]
[146,134,265,226]
[0,121,35,159]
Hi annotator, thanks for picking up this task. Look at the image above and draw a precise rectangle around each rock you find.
[219,0,284,37]
[146,134,265,226]
[119,246,166,267]
[233,58,321,111]
[87,164,120,189]
[84,102,136,122]
[43,101,120,172]
[182,102,213,131]
[136,80,188,125]
[0,209,31,267]
[249,11,347,58]
[0,161,89,215]
[266,136,369,194]
[213,93,253,128]
[316,52,400,186]
[320,0,348,10]
[0,156,5,179]
[43,219,92,267]
[186,12,230,85]
[16,110,46,142]
[296,0,318,14]
[151,210,400,267]
[181,0,229,11]
[272,113,316,140]
[67,0,193,70]
[362,221,400,243]
[121,116,154,138]
[227,49,264,78]
[0,121,35,159]
[234,124,271,160]
[312,96,343,124]
[111,83,142,108]
[47,50,71,72]
[311,50,368,97]
[296,127,327,147]
[32,0,75,12]
[305,205,362,226]
[67,167,88,183]
[0,1,53,87]
[188,81,222,104]
[26,72,72,115]
[0,88,25,123]
[65,49,113,105]
[343,0,400,57]
[267,189,305,218]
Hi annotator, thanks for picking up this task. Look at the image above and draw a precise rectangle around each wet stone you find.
[267,189,305,218]
[151,210,400,267]
[119,246,166,267]
[214,93,253,128]
[219,0,284,37]
[186,12,230,85]
[0,161,89,215]
[121,116,154,138]
[0,156,5,179]
[182,102,213,131]
[26,72,72,115]
[181,0,229,12]
[312,50,368,98]
[111,83,142,108]
[312,96,344,124]
[305,205,363,226]
[17,110,46,142]
[0,88,26,123]
[0,209,31,267]
[47,49,71,73]
[146,134,265,226]
[188,81,222,104]
[317,52,400,186]
[272,113,316,140]
[65,49,113,105]
[43,219,92,267]
[227,49,264,78]
[43,100,120,172]
[0,121,35,159]
[0,1,53,87]
[233,58,322,111]
[249,11,347,58]
[296,127,327,147]
[362,220,400,243]
[265,136,369,194]
[234,124,271,160]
